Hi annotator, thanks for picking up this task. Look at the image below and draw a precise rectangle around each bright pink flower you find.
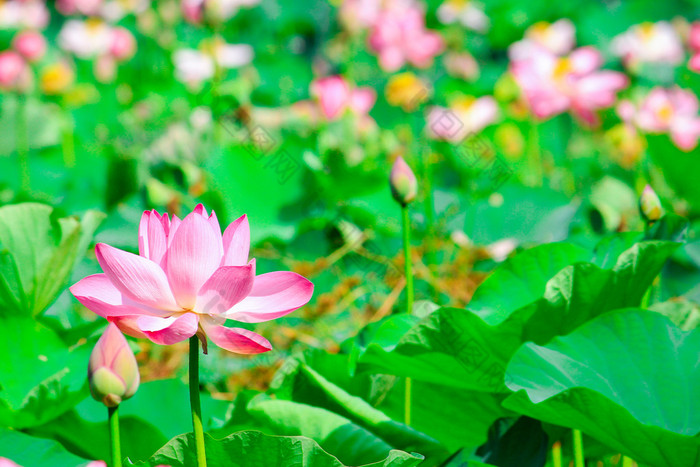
[0,51,27,90]
[13,30,46,63]
[310,75,376,120]
[71,205,314,354]
[110,27,136,61]
[622,87,700,151]
[511,46,628,125]
[368,2,444,71]
[690,22,700,51]
[690,53,700,73]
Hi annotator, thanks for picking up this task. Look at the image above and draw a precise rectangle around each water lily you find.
[311,75,376,121]
[510,45,628,125]
[368,0,444,71]
[618,87,700,151]
[13,30,46,63]
[427,95,498,142]
[508,19,576,61]
[612,21,684,69]
[70,205,314,354]
[437,0,489,33]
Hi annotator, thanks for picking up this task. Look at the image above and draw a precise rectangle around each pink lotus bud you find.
[640,184,663,222]
[88,323,140,407]
[110,27,136,62]
[0,51,26,89]
[13,31,46,63]
[389,156,418,206]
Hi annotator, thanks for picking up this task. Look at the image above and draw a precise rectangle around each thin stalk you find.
[401,205,414,426]
[421,154,439,302]
[16,94,30,192]
[573,429,585,467]
[552,441,562,467]
[189,336,207,467]
[528,119,542,187]
[108,405,122,467]
[62,111,76,167]
[401,206,414,313]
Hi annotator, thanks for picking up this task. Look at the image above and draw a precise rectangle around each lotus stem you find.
[552,440,562,467]
[108,405,122,467]
[189,335,207,467]
[573,429,585,467]
[401,205,414,426]
[16,94,30,192]
[528,119,542,187]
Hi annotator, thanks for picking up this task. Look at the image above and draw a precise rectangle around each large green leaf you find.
[503,309,700,467]
[131,431,424,467]
[0,203,104,316]
[357,240,678,392]
[0,429,92,466]
[0,317,90,429]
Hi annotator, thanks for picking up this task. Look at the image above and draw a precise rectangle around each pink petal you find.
[139,210,168,266]
[95,243,178,312]
[203,323,271,354]
[227,271,313,323]
[137,313,199,345]
[166,211,224,309]
[311,76,350,120]
[110,316,149,339]
[690,54,700,73]
[196,261,256,315]
[222,214,250,266]
[569,46,602,75]
[70,273,157,317]
[349,88,376,115]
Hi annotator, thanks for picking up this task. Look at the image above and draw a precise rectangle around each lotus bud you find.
[639,184,663,222]
[88,323,140,407]
[390,156,418,206]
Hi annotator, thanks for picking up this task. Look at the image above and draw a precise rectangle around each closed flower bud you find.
[639,184,663,223]
[88,323,140,407]
[390,156,418,206]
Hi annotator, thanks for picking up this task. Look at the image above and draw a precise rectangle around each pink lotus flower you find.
[619,87,700,151]
[368,1,444,71]
[611,21,684,69]
[310,75,376,120]
[427,95,498,142]
[110,27,136,62]
[689,22,700,73]
[0,50,28,90]
[13,30,46,63]
[508,19,576,61]
[56,0,103,16]
[71,205,314,354]
[511,45,628,125]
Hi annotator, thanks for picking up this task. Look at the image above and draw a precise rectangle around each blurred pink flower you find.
[0,458,21,467]
[13,30,46,62]
[71,205,314,354]
[0,1,49,30]
[508,19,576,61]
[59,19,113,59]
[110,27,136,61]
[368,1,444,71]
[612,21,684,69]
[56,0,103,16]
[689,22,700,73]
[310,75,376,120]
[511,46,628,125]
[427,96,498,142]
[437,0,489,33]
[0,50,28,90]
[619,87,700,151]
[339,0,381,32]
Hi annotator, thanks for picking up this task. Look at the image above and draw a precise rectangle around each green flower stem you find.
[401,205,414,426]
[573,429,585,467]
[16,94,30,192]
[189,336,207,467]
[552,441,562,467]
[528,119,543,187]
[108,405,122,467]
[402,206,414,313]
